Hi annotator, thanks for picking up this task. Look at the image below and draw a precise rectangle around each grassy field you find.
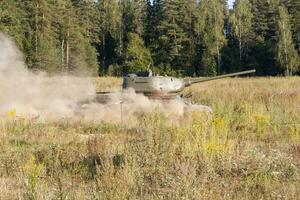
[0,77,299,199]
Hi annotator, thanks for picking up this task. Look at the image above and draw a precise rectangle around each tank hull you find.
[90,91,212,115]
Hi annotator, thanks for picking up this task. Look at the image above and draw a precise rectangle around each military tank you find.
[93,69,256,114]
[122,69,256,98]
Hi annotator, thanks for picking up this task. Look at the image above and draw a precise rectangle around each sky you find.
[228,0,235,9]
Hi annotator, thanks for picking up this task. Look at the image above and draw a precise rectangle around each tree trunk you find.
[102,33,106,72]
[61,39,64,71]
[213,0,221,73]
[238,18,242,63]
[283,21,289,75]
[297,33,300,54]
[35,3,39,67]
[119,21,123,57]
[66,15,70,72]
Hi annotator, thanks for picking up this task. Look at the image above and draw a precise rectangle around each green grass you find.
[0,77,299,199]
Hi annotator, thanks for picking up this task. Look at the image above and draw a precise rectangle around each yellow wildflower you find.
[7,108,16,118]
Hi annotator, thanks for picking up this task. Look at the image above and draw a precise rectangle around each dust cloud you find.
[0,33,190,123]
[80,90,187,123]
[0,33,96,119]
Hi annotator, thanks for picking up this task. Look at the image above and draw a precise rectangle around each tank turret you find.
[122,69,256,96]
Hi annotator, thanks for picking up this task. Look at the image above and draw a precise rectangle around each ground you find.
[0,77,299,199]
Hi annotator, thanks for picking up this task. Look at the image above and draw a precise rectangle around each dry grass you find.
[0,77,299,200]
[93,77,122,92]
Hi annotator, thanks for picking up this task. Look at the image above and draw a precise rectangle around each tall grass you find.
[0,77,299,199]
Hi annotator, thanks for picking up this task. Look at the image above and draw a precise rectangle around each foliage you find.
[0,0,299,75]
[125,33,152,73]
[276,5,300,75]
[230,0,254,64]
[287,0,300,54]
[23,155,44,200]
[197,0,227,75]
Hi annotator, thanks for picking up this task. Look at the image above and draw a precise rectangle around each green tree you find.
[69,0,99,75]
[144,0,155,47]
[96,0,121,72]
[120,0,148,58]
[248,0,281,75]
[2,0,299,77]
[23,0,62,71]
[197,0,227,75]
[0,0,24,49]
[250,0,270,43]
[125,33,152,72]
[128,0,147,36]
[230,0,254,63]
[176,0,198,75]
[287,0,300,54]
[155,0,184,66]
[276,5,299,75]
[150,0,197,74]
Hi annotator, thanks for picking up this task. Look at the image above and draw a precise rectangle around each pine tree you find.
[130,0,147,36]
[125,33,153,72]
[2,0,299,76]
[250,0,270,43]
[176,0,198,75]
[156,0,184,66]
[150,0,197,74]
[69,0,99,75]
[96,0,121,73]
[276,5,299,75]
[120,0,148,56]
[144,0,155,47]
[197,0,227,75]
[0,0,24,49]
[22,0,62,71]
[249,0,281,74]
[287,0,300,54]
[9,0,100,74]
[230,0,254,64]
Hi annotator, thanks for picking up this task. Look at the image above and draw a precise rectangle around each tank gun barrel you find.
[184,69,256,87]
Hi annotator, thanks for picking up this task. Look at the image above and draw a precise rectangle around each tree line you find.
[0,0,299,76]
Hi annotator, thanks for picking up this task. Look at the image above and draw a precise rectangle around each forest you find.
[0,0,299,76]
